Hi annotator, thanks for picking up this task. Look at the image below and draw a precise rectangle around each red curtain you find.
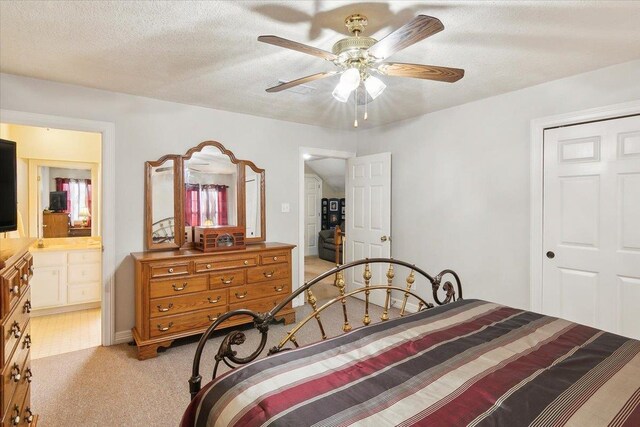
[54,177,92,224]
[184,184,200,226]
[217,185,228,225]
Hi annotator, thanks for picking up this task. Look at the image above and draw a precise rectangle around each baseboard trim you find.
[31,301,101,317]
[114,330,133,345]
[390,297,419,314]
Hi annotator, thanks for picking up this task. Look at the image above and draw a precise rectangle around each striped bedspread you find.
[182,299,640,427]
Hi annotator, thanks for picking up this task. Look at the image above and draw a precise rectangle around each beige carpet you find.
[304,255,340,300]
[32,298,397,426]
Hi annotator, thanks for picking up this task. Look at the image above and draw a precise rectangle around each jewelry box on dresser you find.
[1,238,37,426]
[132,141,296,360]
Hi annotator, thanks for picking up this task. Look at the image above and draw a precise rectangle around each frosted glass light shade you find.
[332,68,361,102]
[332,84,352,102]
[365,76,386,100]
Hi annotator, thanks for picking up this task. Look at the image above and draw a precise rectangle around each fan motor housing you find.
[332,36,377,57]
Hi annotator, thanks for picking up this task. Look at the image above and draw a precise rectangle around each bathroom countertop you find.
[29,236,102,252]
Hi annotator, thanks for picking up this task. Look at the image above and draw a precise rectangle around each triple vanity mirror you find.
[145,141,265,250]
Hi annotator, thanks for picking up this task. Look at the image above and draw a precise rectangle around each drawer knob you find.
[157,322,174,332]
[21,273,28,282]
[235,291,248,299]
[24,407,34,423]
[10,405,19,426]
[24,368,33,383]
[10,285,19,294]
[168,268,174,273]
[11,322,21,338]
[207,296,221,304]
[172,283,188,291]
[207,314,221,322]
[157,303,173,312]
[243,260,249,265]
[29,265,34,274]
[23,300,32,314]
[274,285,285,292]
[10,364,20,382]
[263,271,275,278]
[273,256,278,261]
[221,276,234,285]
[206,264,211,269]
[23,334,32,349]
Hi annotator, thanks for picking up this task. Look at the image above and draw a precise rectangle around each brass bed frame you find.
[189,258,463,399]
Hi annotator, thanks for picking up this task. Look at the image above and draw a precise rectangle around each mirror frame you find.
[145,141,267,250]
[241,160,266,243]
[180,141,246,248]
[145,154,183,250]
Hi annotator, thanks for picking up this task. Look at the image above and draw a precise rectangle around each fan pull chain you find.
[354,87,358,128]
[364,93,368,121]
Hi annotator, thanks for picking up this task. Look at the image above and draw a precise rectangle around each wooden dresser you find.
[0,239,37,426]
[42,212,69,238]
[131,242,296,360]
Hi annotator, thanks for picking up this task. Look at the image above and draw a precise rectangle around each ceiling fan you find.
[258,14,464,126]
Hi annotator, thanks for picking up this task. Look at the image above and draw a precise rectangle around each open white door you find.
[542,115,640,339]
[304,175,321,256]
[345,152,391,306]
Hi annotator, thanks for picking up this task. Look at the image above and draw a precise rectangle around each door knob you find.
[546,251,555,259]
[380,236,388,242]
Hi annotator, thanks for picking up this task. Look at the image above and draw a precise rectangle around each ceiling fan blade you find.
[258,35,338,61]
[368,15,444,60]
[266,71,338,93]
[379,62,464,83]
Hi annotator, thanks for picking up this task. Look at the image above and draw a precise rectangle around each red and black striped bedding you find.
[181,299,640,426]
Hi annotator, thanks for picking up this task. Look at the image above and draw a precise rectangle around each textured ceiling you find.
[1,1,639,130]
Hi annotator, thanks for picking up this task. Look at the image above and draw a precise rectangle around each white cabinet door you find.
[346,152,392,306]
[31,266,67,308]
[543,115,640,338]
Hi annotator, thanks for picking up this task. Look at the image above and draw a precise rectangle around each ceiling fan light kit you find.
[258,13,464,127]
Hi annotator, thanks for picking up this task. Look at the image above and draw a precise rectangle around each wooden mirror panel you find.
[145,155,182,250]
[243,161,266,243]
[181,141,244,247]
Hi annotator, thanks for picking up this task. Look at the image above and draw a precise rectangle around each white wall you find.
[357,60,640,310]
[0,73,355,335]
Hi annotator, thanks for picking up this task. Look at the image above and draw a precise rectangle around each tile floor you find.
[30,308,101,359]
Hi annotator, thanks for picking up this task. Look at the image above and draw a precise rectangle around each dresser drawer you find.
[67,262,101,284]
[209,269,246,289]
[149,262,190,278]
[260,252,289,265]
[150,290,227,318]
[247,264,290,283]
[1,374,28,427]
[2,343,29,414]
[1,269,20,318]
[149,307,224,338]
[149,275,208,299]
[195,255,257,272]
[68,250,100,264]
[2,290,30,364]
[229,294,292,320]
[229,281,290,304]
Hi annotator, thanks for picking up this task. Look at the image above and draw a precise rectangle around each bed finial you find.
[336,270,352,332]
[400,270,415,316]
[307,288,327,339]
[381,264,395,321]
[363,263,372,325]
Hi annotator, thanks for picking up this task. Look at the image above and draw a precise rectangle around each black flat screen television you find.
[49,191,68,212]
[0,139,18,233]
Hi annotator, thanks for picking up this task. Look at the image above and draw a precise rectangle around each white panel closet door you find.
[304,175,321,256]
[346,152,391,307]
[543,115,640,339]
